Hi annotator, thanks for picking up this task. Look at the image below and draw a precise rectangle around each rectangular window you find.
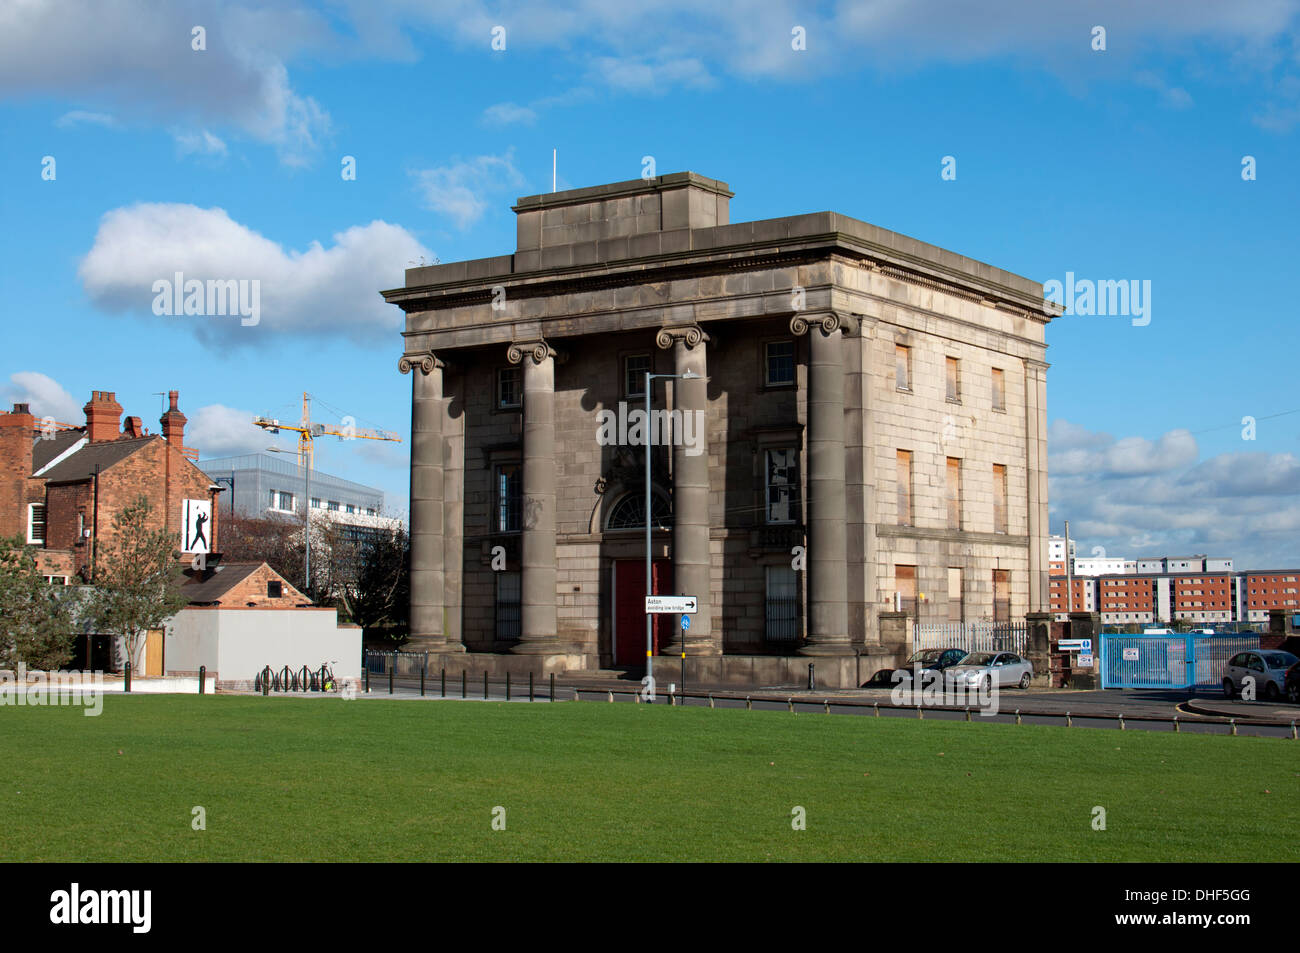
[992,464,1008,534]
[897,450,913,525]
[496,464,522,533]
[895,345,911,390]
[947,567,964,623]
[495,571,522,642]
[765,340,795,386]
[345,504,356,514]
[991,368,1006,412]
[269,489,277,510]
[765,448,798,524]
[497,367,521,409]
[945,356,960,401]
[27,503,46,544]
[993,569,1010,622]
[946,457,962,529]
[267,581,283,598]
[624,354,651,398]
[311,497,322,509]
[765,566,800,642]
[327,500,340,512]
[895,565,917,618]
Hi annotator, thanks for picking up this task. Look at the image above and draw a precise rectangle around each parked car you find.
[1222,651,1299,701]
[877,648,969,686]
[944,652,1034,691]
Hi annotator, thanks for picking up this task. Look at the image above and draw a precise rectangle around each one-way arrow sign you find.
[645,595,698,614]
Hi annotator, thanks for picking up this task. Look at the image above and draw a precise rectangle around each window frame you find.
[495,462,523,534]
[764,447,800,525]
[991,367,1006,413]
[27,502,46,545]
[763,339,796,389]
[623,353,651,399]
[896,449,913,526]
[895,344,912,392]
[992,464,1008,534]
[945,355,961,403]
[496,366,522,410]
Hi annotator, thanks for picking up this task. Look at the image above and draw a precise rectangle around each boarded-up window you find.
[993,569,1010,622]
[945,356,960,401]
[992,464,1008,534]
[946,457,961,529]
[895,565,917,618]
[991,368,1006,411]
[897,450,913,525]
[948,567,964,623]
[895,345,911,390]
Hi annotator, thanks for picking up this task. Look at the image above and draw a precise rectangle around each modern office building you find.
[383,171,1055,687]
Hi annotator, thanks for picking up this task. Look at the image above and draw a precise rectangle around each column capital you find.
[398,350,447,375]
[790,311,858,337]
[655,325,710,350]
[507,339,565,366]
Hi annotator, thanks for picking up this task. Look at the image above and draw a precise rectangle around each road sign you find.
[1122,647,1140,661]
[645,596,699,614]
[1059,639,1092,652]
[681,616,690,630]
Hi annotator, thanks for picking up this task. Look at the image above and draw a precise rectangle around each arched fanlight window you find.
[605,492,672,531]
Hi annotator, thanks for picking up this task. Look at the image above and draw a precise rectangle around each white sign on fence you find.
[645,596,698,614]
[1122,647,1140,661]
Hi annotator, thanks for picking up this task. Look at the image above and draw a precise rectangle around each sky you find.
[2,0,1298,568]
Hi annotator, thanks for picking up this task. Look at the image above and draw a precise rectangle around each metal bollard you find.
[365,664,370,695]
[484,671,489,700]
[746,695,752,711]
[964,706,971,722]
[441,668,446,698]
[506,672,511,702]
[1292,721,1297,740]
[124,661,131,693]
[917,706,923,719]
[1230,718,1237,736]
[529,672,534,702]
[874,702,879,717]
[420,659,426,697]
[388,662,393,695]
[262,665,270,697]
[550,672,555,703]
[607,691,614,703]
[199,665,206,695]
[808,663,815,691]
[824,699,830,714]
[1015,709,1022,725]
[1066,711,1073,727]
[1119,714,1125,731]
[708,694,715,709]
[461,670,466,699]
[635,693,641,704]
[788,697,794,713]
[1172,716,1179,733]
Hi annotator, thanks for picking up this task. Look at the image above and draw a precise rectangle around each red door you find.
[614,559,673,666]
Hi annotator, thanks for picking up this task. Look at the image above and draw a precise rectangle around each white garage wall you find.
[167,608,362,685]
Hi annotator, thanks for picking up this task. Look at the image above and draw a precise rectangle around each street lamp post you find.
[266,446,311,592]
[643,370,700,695]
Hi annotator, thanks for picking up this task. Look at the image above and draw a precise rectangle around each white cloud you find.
[173,128,228,157]
[77,203,432,344]
[588,56,714,93]
[188,403,267,457]
[481,102,536,126]
[412,151,526,229]
[1050,421,1300,568]
[0,0,332,166]
[55,110,116,128]
[1,372,83,424]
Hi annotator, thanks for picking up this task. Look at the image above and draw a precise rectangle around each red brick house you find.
[0,389,223,581]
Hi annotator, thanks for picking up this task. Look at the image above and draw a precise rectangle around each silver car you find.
[944,651,1034,690]
[1222,651,1298,701]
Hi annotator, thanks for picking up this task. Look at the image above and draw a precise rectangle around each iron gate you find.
[1100,633,1259,689]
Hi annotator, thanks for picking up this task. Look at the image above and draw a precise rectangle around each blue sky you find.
[2,1,1299,567]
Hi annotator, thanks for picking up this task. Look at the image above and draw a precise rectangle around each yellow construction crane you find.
[253,392,401,470]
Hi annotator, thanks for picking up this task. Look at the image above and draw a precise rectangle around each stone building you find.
[383,172,1053,687]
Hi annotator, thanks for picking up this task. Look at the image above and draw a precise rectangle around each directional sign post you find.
[645,595,699,614]
[1059,639,1092,653]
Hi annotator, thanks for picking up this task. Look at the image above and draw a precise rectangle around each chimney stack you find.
[160,390,186,448]
[122,416,143,439]
[0,404,35,539]
[84,391,123,443]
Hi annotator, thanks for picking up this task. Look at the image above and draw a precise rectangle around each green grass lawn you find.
[1,695,1295,862]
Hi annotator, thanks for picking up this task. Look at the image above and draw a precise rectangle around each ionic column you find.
[400,350,460,650]
[656,325,717,657]
[1024,358,1050,613]
[508,341,560,654]
[791,312,855,655]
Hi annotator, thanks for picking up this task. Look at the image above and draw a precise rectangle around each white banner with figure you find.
[182,499,211,554]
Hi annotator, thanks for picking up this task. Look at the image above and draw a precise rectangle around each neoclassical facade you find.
[383,173,1052,687]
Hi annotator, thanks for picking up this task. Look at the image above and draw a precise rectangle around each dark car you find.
[869,647,968,687]
[1285,662,1300,704]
